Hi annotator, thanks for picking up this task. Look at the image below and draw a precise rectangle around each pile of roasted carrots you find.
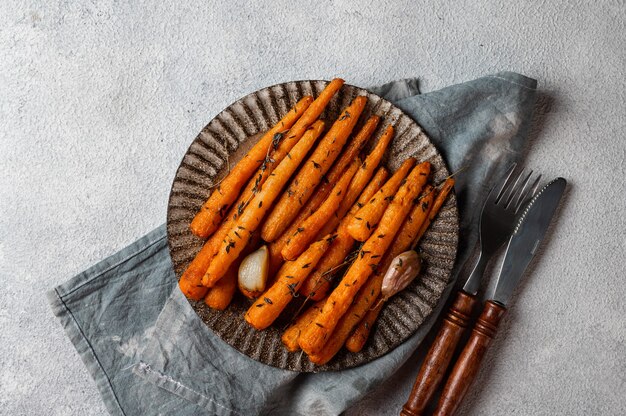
[178,78,454,365]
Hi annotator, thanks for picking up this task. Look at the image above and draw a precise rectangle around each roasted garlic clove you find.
[381,250,422,300]
[238,245,269,299]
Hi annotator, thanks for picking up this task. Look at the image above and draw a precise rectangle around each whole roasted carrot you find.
[282,160,360,260]
[300,167,389,300]
[299,163,431,354]
[190,96,313,238]
[261,96,368,242]
[307,185,435,362]
[345,159,424,242]
[245,236,333,330]
[202,121,325,287]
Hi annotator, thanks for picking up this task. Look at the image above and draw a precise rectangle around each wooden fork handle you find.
[433,301,507,416]
[400,291,478,416]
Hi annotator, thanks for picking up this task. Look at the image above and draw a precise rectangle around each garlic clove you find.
[238,245,269,299]
[381,250,422,300]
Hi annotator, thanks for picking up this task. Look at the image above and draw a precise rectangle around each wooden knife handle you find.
[400,291,478,416]
[432,301,507,416]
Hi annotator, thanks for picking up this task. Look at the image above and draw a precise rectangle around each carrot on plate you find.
[281,297,327,352]
[245,236,333,330]
[203,262,238,310]
[266,115,380,270]
[300,167,389,300]
[336,125,395,225]
[204,231,262,309]
[190,96,313,239]
[202,121,325,288]
[261,96,368,242]
[415,177,455,242]
[307,185,436,362]
[179,194,248,300]
[344,297,384,353]
[282,160,360,260]
[345,159,425,242]
[299,162,431,354]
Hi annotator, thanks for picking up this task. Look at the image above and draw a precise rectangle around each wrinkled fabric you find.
[48,72,537,416]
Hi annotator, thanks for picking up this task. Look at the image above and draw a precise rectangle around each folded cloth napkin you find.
[48,72,537,416]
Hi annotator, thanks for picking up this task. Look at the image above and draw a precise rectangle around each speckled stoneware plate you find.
[167,80,459,372]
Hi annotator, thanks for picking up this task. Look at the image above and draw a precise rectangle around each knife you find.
[432,177,567,416]
[401,165,533,416]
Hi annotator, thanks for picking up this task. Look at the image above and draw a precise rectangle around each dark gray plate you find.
[167,80,458,372]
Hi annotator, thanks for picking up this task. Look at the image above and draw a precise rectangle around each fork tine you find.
[512,170,534,209]
[502,169,527,207]
[514,172,541,212]
[488,163,517,204]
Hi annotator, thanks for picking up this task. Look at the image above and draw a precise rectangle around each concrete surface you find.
[1,0,625,415]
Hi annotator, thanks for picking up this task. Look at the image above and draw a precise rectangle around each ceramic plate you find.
[167,80,458,371]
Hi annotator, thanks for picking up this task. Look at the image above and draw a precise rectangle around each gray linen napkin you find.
[48,72,537,416]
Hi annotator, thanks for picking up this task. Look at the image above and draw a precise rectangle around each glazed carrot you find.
[202,121,325,287]
[245,236,332,330]
[282,160,360,260]
[204,262,238,310]
[300,167,389,300]
[297,115,381,220]
[190,96,313,238]
[307,186,435,362]
[346,159,424,242]
[266,114,377,269]
[179,196,245,299]
[415,177,455,242]
[345,297,384,352]
[337,125,394,223]
[204,231,262,308]
[299,163,431,354]
[281,297,327,352]
[261,96,368,242]
[178,238,220,300]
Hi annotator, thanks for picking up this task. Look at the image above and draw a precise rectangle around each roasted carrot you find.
[204,231,262,308]
[344,297,384,352]
[281,297,327,352]
[267,115,380,265]
[307,185,435,362]
[415,177,455,242]
[282,160,360,260]
[204,263,238,310]
[299,163,431,354]
[178,238,220,300]
[245,236,332,330]
[346,159,424,242]
[190,96,313,238]
[300,167,389,300]
[297,115,380,218]
[336,125,394,221]
[179,194,246,300]
[202,121,325,287]
[261,96,368,242]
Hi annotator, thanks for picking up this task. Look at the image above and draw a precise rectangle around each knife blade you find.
[433,177,567,416]
[491,177,567,306]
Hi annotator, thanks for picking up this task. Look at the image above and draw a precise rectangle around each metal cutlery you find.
[433,177,567,416]
[401,165,541,416]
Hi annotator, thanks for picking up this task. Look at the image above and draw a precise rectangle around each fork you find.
[400,164,540,416]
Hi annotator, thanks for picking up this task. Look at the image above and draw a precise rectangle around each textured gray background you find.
[1,1,625,415]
